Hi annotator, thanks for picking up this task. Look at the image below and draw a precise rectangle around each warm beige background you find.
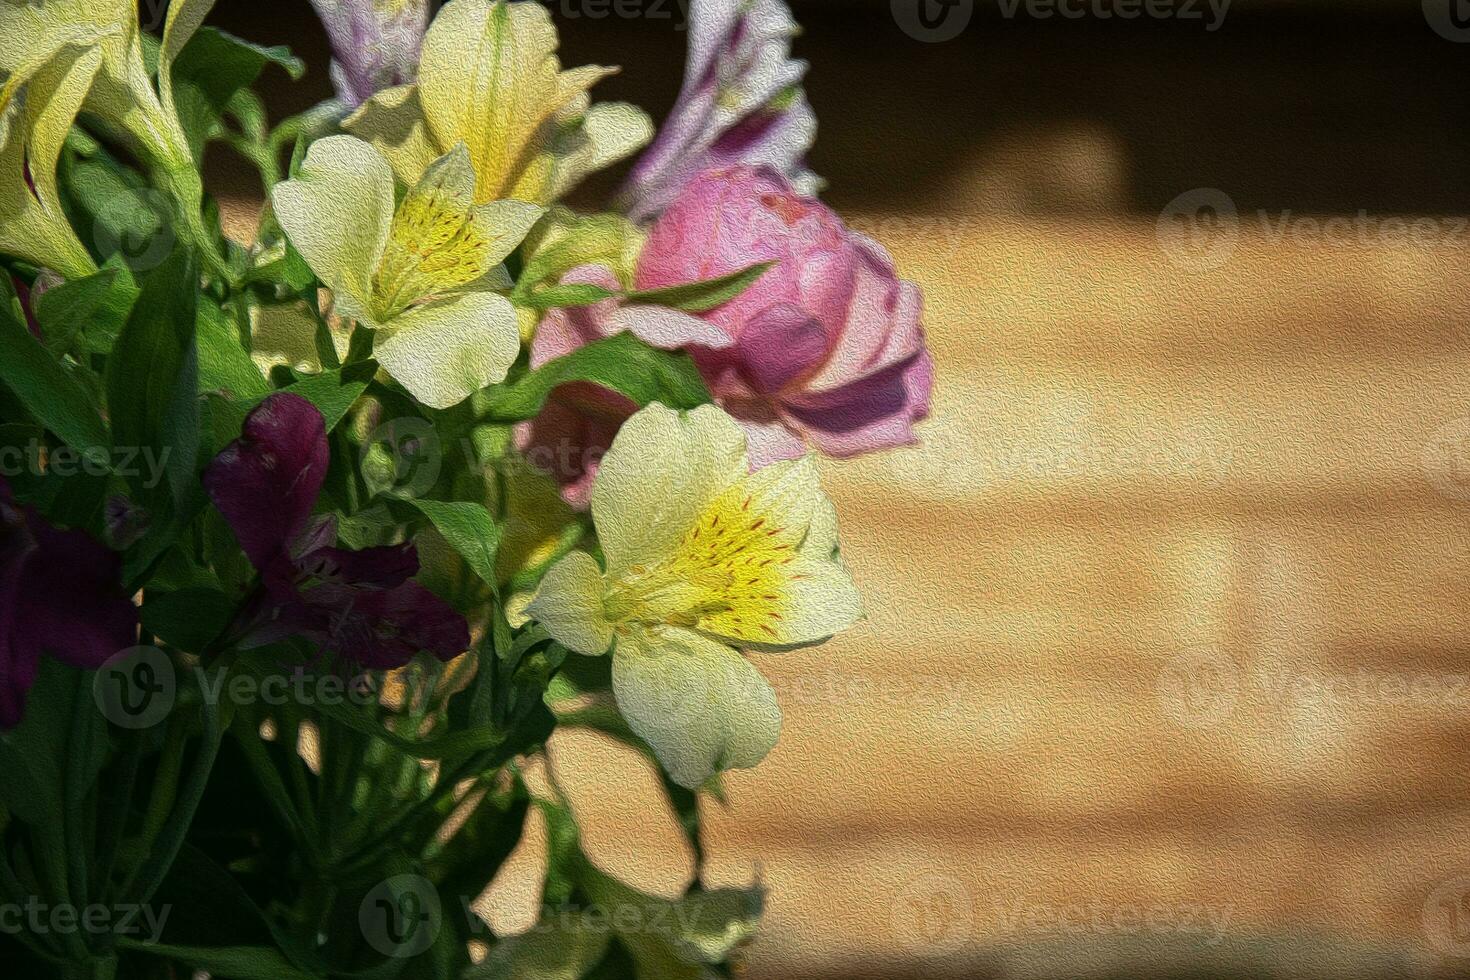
[216,1,1470,977]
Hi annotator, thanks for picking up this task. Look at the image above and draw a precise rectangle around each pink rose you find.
[640,165,933,465]
[517,166,933,504]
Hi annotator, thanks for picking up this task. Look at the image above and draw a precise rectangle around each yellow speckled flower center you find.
[370,186,493,321]
[603,483,802,642]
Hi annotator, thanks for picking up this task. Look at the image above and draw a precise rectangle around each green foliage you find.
[475,332,711,422]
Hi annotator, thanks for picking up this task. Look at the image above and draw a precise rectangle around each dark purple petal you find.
[0,478,137,728]
[204,393,329,572]
[300,580,468,670]
[0,481,35,728]
[299,543,420,589]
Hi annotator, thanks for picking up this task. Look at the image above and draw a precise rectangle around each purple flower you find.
[1,479,138,728]
[617,0,819,224]
[203,393,468,670]
[309,0,429,109]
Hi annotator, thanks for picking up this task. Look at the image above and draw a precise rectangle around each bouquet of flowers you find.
[0,0,932,976]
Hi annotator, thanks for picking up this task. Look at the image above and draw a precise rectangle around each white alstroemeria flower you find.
[344,0,652,206]
[271,136,544,409]
[527,402,863,789]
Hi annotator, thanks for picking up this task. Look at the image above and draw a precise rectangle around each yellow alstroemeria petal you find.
[656,457,861,649]
[419,0,551,202]
[0,0,113,121]
[591,403,748,577]
[372,289,520,409]
[343,83,440,186]
[271,135,395,322]
[372,143,543,318]
[526,551,613,657]
[158,0,216,122]
[417,0,618,203]
[611,626,782,790]
[0,46,103,278]
[546,100,653,203]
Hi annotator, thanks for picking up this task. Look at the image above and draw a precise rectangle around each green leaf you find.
[116,941,319,980]
[105,248,201,509]
[32,264,138,356]
[0,297,108,451]
[197,298,270,400]
[475,332,710,423]
[518,283,618,311]
[60,153,174,275]
[280,364,372,432]
[406,500,502,592]
[622,262,773,314]
[170,27,305,163]
[140,588,236,653]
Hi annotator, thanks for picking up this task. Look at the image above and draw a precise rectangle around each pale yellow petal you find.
[343,83,439,186]
[611,627,781,789]
[418,0,561,202]
[271,135,394,318]
[526,551,613,657]
[591,403,749,576]
[159,0,216,120]
[373,290,520,409]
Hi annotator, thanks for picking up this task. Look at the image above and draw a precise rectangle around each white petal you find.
[591,403,748,575]
[526,551,613,656]
[612,628,781,789]
[373,290,521,409]
[271,136,394,315]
